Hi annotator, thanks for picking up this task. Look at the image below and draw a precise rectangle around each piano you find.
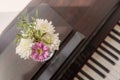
[32,1,120,80]
[0,1,120,80]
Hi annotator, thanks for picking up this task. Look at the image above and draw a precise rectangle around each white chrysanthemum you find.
[16,38,33,60]
[42,33,61,52]
[36,19,55,33]
[50,33,61,52]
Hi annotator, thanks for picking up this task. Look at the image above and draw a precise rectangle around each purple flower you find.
[30,41,50,62]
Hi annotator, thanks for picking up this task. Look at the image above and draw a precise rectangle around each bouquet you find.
[15,11,61,62]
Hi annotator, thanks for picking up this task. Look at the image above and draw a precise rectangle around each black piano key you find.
[60,76,68,80]
[76,74,84,80]
[109,33,120,43]
[65,70,73,79]
[75,59,82,67]
[80,70,94,80]
[77,55,84,63]
[100,45,119,60]
[63,61,82,80]
[112,29,120,36]
[103,40,120,55]
[86,63,106,78]
[96,50,115,65]
[90,57,110,73]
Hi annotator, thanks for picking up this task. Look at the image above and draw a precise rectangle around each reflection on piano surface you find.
[45,2,120,80]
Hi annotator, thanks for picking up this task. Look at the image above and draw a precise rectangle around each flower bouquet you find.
[15,11,61,62]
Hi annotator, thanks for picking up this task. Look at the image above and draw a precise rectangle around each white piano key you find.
[107,65,120,80]
[104,34,120,67]
[80,70,94,80]
[82,65,102,80]
[97,47,117,63]
[77,72,89,80]
[110,31,120,40]
[73,77,79,80]
[88,59,115,80]
[88,60,106,73]
[92,52,120,80]
[115,61,120,66]
[101,43,119,59]
[101,36,120,79]
[92,52,116,70]
[113,62,120,70]
[98,48,120,67]
[88,60,106,79]
[113,25,120,33]
[96,49,115,65]
[105,36,120,51]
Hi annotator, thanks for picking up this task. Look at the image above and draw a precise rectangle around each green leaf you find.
[34,30,41,41]
[15,9,41,43]
[31,17,36,22]
[41,32,46,38]
[14,33,23,44]
[17,33,22,37]
[42,38,52,44]
[35,9,38,18]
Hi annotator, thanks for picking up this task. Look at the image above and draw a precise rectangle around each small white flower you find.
[51,33,61,51]
[16,38,33,60]
[36,19,55,33]
[42,33,61,52]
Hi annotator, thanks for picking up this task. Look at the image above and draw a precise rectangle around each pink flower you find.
[30,41,50,62]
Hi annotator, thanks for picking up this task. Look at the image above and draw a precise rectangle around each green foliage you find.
[15,11,36,44]
[34,30,47,42]
[42,38,52,44]
[15,10,50,44]
[35,10,38,18]
[14,33,23,44]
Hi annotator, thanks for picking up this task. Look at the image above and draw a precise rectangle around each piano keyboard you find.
[74,22,120,80]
